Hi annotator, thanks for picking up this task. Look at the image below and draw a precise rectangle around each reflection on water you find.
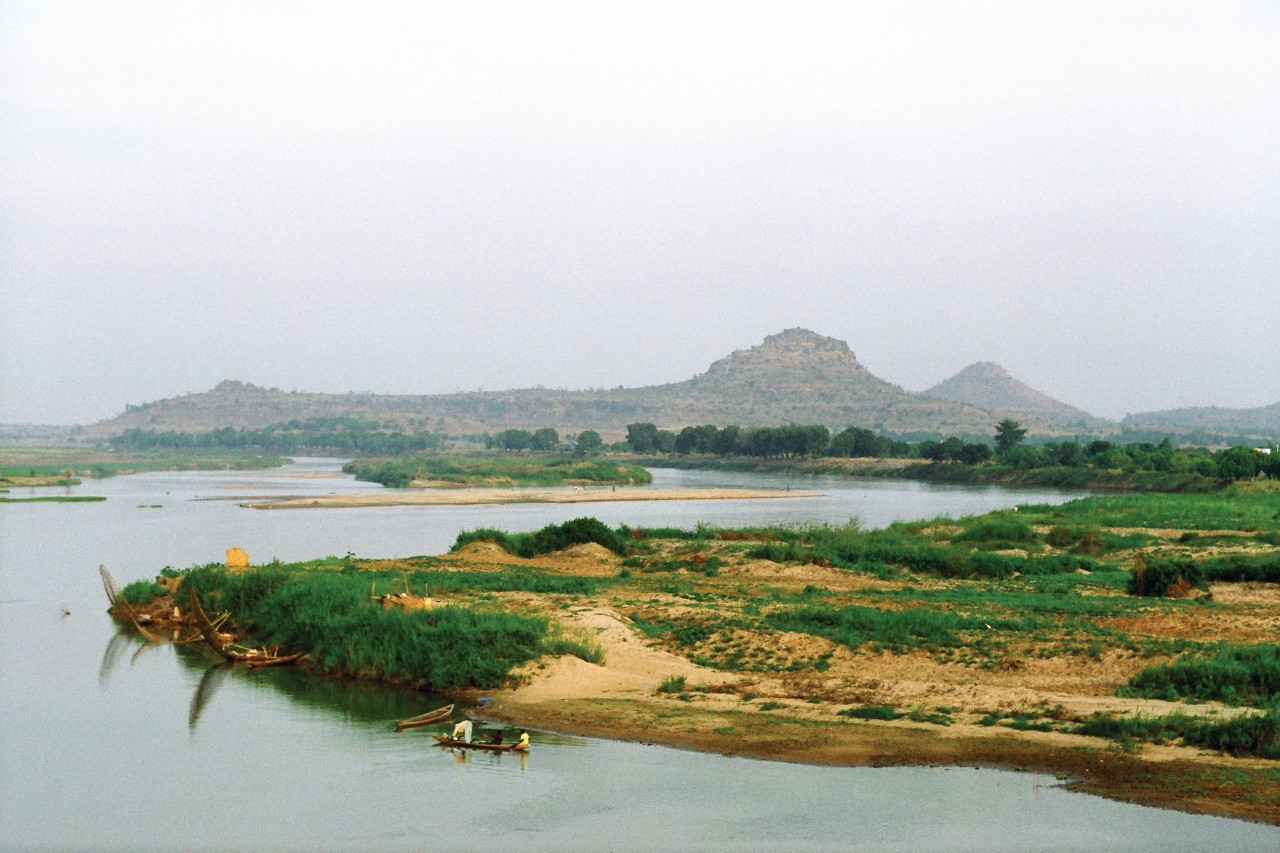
[189,661,231,730]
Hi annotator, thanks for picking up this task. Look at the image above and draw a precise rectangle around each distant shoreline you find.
[242,486,820,509]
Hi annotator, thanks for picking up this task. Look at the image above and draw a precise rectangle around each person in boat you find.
[487,729,503,745]
[451,719,473,743]
[517,731,530,749]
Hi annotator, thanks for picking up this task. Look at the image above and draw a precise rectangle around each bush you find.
[526,517,627,557]
[656,675,687,694]
[1129,557,1204,597]
[120,579,166,606]
[837,704,902,720]
[451,517,628,558]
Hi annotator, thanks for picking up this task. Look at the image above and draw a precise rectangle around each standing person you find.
[451,719,473,743]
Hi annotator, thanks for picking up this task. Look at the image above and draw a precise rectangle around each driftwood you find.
[187,587,304,667]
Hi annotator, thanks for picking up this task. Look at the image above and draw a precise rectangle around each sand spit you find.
[242,487,821,509]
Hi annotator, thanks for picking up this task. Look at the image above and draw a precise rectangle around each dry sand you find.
[242,486,819,509]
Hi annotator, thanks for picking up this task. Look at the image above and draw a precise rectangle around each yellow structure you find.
[225,547,250,568]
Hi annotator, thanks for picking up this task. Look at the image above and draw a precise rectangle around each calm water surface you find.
[1,459,1276,851]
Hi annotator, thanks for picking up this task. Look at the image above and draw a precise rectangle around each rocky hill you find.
[82,329,1093,440]
[922,362,1110,431]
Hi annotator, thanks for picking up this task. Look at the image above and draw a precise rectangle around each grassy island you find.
[116,486,1280,824]
[342,454,652,488]
[1,447,288,486]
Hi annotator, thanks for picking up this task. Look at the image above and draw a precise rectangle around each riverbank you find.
[242,486,820,509]
[476,600,1280,825]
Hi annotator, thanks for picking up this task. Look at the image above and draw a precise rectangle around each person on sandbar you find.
[451,719,473,743]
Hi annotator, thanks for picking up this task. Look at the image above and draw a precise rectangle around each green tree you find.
[626,422,660,453]
[994,420,1028,455]
[531,427,559,452]
[574,430,603,455]
[1216,446,1260,481]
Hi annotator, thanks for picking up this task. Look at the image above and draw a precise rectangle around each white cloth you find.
[452,720,473,742]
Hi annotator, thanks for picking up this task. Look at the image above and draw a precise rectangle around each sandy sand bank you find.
[242,487,820,509]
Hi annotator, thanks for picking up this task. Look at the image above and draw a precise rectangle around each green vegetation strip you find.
[344,454,652,488]
[1123,644,1280,707]
[0,495,106,503]
[1076,708,1280,759]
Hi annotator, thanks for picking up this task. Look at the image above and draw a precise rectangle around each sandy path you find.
[505,607,735,701]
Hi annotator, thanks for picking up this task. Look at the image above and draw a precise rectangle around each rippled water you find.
[1,459,1276,851]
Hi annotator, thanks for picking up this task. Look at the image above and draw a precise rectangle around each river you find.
[1,459,1275,851]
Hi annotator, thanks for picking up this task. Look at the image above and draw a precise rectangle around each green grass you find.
[765,603,1033,654]
[181,566,553,690]
[1020,487,1280,532]
[1075,708,1280,759]
[1124,644,1280,707]
[344,454,652,488]
[0,495,106,503]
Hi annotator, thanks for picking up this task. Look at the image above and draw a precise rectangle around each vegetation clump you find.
[345,454,652,488]
[452,517,628,558]
[1076,708,1280,759]
[1124,644,1280,707]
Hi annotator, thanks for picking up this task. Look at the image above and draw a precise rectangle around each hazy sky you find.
[2,2,1277,425]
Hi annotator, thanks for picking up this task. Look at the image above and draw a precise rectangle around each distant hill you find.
[81,329,1095,441]
[922,362,1109,431]
[1121,403,1280,443]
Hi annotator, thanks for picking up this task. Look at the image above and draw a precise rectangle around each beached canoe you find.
[431,734,528,752]
[394,704,455,731]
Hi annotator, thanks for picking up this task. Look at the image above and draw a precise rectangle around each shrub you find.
[526,517,627,556]
[656,675,687,694]
[451,517,628,558]
[120,579,166,606]
[1129,557,1204,597]
[837,704,903,720]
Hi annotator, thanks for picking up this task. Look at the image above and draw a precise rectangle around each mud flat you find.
[242,487,820,509]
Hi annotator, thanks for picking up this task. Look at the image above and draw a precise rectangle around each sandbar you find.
[242,486,820,509]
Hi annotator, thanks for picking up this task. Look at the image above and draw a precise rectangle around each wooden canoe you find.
[394,704,455,731]
[431,734,528,752]
[188,586,304,666]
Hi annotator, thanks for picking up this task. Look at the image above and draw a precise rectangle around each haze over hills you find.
[923,362,1109,432]
[78,329,1125,441]
[1121,403,1280,437]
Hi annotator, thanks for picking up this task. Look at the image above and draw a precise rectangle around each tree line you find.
[109,418,441,455]
[623,419,1280,482]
